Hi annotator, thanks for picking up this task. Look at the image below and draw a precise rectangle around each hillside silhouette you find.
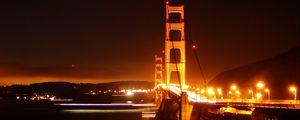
[210,46,300,99]
[0,81,154,102]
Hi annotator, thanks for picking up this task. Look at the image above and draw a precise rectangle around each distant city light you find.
[126,90,134,96]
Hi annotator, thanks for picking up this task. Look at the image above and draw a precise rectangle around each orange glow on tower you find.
[165,1,186,88]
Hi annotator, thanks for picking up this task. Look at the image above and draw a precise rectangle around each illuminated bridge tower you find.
[154,55,163,104]
[155,55,163,88]
[165,1,186,88]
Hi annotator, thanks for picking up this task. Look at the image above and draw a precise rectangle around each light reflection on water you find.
[61,108,157,119]
[62,109,142,113]
[58,103,158,120]
[55,103,156,107]
[0,93,157,120]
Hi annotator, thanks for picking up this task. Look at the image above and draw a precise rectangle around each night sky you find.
[0,0,299,85]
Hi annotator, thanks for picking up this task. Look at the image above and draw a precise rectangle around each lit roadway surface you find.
[156,83,300,109]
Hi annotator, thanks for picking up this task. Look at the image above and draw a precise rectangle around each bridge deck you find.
[157,84,300,109]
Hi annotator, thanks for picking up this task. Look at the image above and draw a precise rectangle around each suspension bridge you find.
[153,1,300,120]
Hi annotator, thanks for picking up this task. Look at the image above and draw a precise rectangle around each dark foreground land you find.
[0,81,156,120]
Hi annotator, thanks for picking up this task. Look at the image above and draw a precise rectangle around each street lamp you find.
[207,88,214,95]
[228,91,232,99]
[264,89,270,100]
[217,88,223,99]
[207,88,215,99]
[256,93,262,99]
[200,89,205,94]
[248,89,254,99]
[256,82,264,89]
[231,85,237,90]
[290,86,297,100]
[217,88,222,93]
[235,90,240,98]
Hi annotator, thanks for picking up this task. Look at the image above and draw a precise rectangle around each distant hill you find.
[0,81,154,102]
[30,80,153,91]
[2,81,154,96]
[210,46,300,99]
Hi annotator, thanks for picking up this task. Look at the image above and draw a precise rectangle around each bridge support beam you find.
[181,92,193,120]
[154,98,179,120]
